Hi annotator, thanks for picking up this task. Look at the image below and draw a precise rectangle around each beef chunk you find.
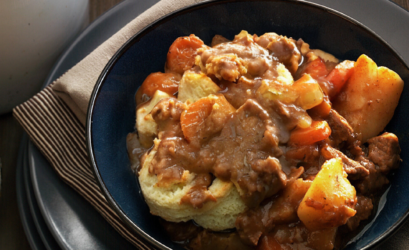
[346,195,373,231]
[151,98,185,138]
[367,132,401,174]
[258,224,337,250]
[255,33,301,74]
[210,100,286,207]
[355,156,390,195]
[285,145,320,178]
[354,133,401,195]
[327,109,354,146]
[235,179,311,246]
[321,145,369,178]
[285,145,320,165]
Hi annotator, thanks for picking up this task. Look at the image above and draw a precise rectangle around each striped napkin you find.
[13,0,204,249]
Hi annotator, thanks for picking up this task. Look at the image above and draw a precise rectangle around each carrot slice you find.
[308,95,332,119]
[166,34,204,74]
[288,120,331,146]
[325,60,354,98]
[302,58,329,79]
[135,72,180,105]
[181,95,235,145]
[181,97,213,143]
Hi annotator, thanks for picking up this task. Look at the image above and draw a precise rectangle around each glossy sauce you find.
[129,31,402,250]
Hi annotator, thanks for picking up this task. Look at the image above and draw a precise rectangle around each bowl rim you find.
[86,0,409,249]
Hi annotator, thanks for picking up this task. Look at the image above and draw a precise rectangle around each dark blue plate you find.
[87,1,409,249]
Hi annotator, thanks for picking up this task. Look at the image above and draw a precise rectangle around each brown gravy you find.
[129,31,402,250]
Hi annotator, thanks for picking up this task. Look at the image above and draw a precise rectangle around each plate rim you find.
[27,0,158,249]
[23,140,61,250]
[15,134,47,250]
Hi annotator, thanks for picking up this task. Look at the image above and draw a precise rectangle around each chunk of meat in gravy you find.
[204,53,247,82]
[149,98,190,184]
[346,195,373,231]
[236,178,311,246]
[209,99,287,207]
[180,173,216,208]
[221,76,260,109]
[150,137,194,185]
[355,155,390,195]
[321,145,369,178]
[285,145,321,179]
[151,97,186,139]
[257,224,337,250]
[255,33,301,74]
[350,133,399,195]
[198,33,278,81]
[367,132,401,174]
[285,145,320,166]
[326,109,354,146]
[150,99,287,208]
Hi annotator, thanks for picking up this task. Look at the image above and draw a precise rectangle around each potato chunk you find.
[136,90,171,147]
[297,158,357,231]
[333,55,404,142]
[257,74,323,110]
[178,71,221,103]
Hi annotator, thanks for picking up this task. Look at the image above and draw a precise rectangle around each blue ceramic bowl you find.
[87,1,409,249]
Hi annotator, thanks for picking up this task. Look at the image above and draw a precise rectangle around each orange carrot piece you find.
[181,97,213,144]
[180,95,235,145]
[135,72,180,105]
[308,95,332,119]
[288,120,331,146]
[325,60,354,98]
[302,58,329,79]
[166,34,204,75]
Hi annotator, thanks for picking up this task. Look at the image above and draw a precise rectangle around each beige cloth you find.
[52,0,205,125]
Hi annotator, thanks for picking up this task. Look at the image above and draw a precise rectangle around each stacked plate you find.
[16,0,409,249]
[15,1,159,249]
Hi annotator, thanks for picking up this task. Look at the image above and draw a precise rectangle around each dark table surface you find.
[0,0,408,249]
